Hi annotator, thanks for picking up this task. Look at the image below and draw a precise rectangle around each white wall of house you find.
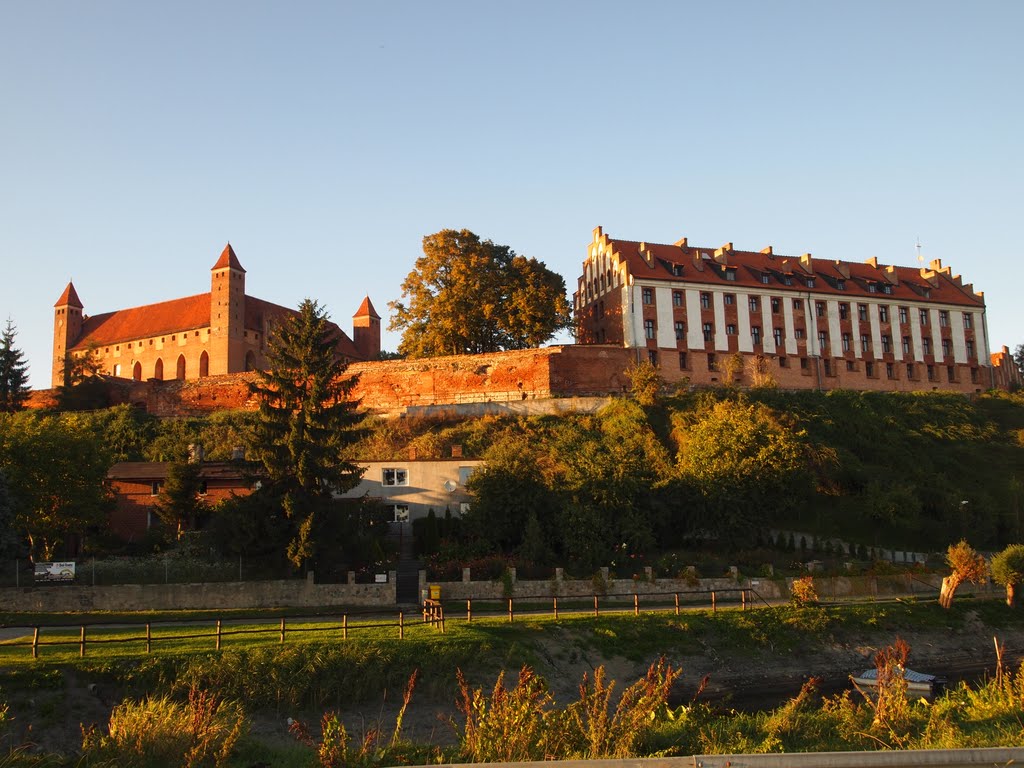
[341,459,485,522]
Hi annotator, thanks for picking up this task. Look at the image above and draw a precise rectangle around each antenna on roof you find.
[916,239,923,267]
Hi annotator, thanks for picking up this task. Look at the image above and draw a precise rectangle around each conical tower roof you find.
[353,295,380,320]
[54,281,83,308]
[211,243,245,272]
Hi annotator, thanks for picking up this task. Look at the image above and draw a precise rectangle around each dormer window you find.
[867,283,876,293]
[784,276,793,286]
[672,264,683,277]
[761,273,770,284]
[806,278,815,289]
[724,268,737,281]
[882,284,893,295]
[837,280,846,291]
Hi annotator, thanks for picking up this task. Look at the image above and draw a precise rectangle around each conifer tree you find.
[155,461,209,541]
[248,299,364,568]
[0,319,30,413]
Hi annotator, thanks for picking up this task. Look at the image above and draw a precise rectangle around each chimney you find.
[760,246,773,255]
[673,237,688,248]
[231,446,245,461]
[865,256,878,268]
[188,444,204,464]
[451,444,463,459]
[408,446,418,460]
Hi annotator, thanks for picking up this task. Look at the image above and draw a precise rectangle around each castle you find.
[574,227,995,393]
[52,244,381,387]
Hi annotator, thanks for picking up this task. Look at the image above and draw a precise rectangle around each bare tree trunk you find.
[1007,582,1017,609]
[939,574,962,609]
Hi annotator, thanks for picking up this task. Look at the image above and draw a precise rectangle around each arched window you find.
[132,362,142,381]
[154,358,163,380]
[199,351,209,377]
[176,355,186,380]
[244,350,256,372]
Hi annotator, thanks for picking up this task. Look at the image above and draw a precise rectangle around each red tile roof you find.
[587,234,984,308]
[353,296,380,319]
[72,294,212,350]
[54,281,83,308]
[211,243,245,272]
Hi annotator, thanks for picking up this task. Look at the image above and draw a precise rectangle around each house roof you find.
[583,231,985,309]
[353,296,380,320]
[211,243,245,272]
[107,461,257,482]
[54,282,84,309]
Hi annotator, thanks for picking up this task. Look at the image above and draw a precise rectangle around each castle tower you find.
[352,296,381,360]
[52,282,84,387]
[209,244,247,376]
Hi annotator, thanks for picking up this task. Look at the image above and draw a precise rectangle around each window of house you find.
[818,331,828,349]
[886,362,895,379]
[749,296,759,312]
[700,292,711,309]
[837,279,847,291]
[724,293,735,306]
[726,324,737,336]
[816,301,825,317]
[725,268,737,281]
[672,290,683,307]
[771,297,781,313]
[865,361,875,378]
[391,504,410,523]
[947,365,956,383]
[858,304,868,322]
[800,357,809,370]
[899,306,909,324]
[382,468,409,486]
[794,328,805,339]
[823,359,832,376]
[920,309,929,325]
[761,273,770,284]
[942,339,952,357]
[927,364,936,381]
[846,360,856,372]
[902,336,911,355]
[150,481,162,496]
[839,303,849,320]
[642,287,653,305]
[674,321,685,340]
[458,466,476,485]
[906,363,915,380]
[793,299,803,310]
[861,334,870,353]
[883,284,892,294]
[939,310,949,327]
[784,276,793,286]
[922,337,932,355]
[751,326,762,344]
[773,328,783,345]
[707,353,716,371]
[806,278,815,288]
[702,322,713,341]
[966,340,975,358]
[842,333,851,352]
[644,319,655,339]
[198,481,208,496]
[971,367,979,383]
[648,350,658,365]
[879,305,890,323]
[866,282,875,293]
[678,351,688,369]
[882,335,892,353]
[672,264,683,277]
[963,313,973,330]
[778,356,788,368]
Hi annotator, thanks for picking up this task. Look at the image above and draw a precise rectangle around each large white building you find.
[574,227,992,393]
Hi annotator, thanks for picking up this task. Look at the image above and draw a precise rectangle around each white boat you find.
[851,667,946,698]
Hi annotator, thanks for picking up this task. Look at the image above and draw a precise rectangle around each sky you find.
[2,1,1021,390]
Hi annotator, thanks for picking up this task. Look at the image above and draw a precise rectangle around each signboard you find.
[34,561,76,583]
[374,573,388,583]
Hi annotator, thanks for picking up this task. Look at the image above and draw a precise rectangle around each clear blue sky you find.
[2,1,1021,390]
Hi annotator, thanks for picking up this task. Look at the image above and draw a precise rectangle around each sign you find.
[374,573,388,583]
[34,561,76,582]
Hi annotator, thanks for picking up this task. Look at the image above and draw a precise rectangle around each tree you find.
[0,468,21,559]
[55,344,108,411]
[389,229,571,358]
[938,539,988,609]
[990,544,1024,608]
[624,360,662,406]
[248,299,364,569]
[0,319,30,413]
[1014,344,1024,378]
[155,462,210,541]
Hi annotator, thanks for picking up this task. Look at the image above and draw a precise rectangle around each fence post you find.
[79,626,86,658]
[31,627,38,659]
[343,614,348,640]
[279,617,286,643]
[593,594,600,617]
[742,590,747,611]
[508,597,514,623]
[466,599,472,622]
[15,560,19,588]
[553,596,559,620]
[674,593,680,615]
[712,591,717,613]
[146,623,151,654]
[399,611,404,640]
[216,620,222,651]
[634,593,639,616]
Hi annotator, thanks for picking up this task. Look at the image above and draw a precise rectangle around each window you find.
[906,363,915,380]
[702,322,714,341]
[939,310,949,327]
[749,296,760,312]
[726,324,737,336]
[644,319,655,339]
[793,299,803,310]
[800,357,809,370]
[839,303,849,320]
[773,328,784,345]
[150,481,162,496]
[886,362,895,379]
[865,361,875,378]
[963,313,973,330]
[779,357,788,368]
[818,331,828,349]
[198,481,208,496]
[861,334,870,353]
[674,321,685,340]
[672,264,683,277]
[806,278,816,288]
[794,328,805,339]
[971,367,980,383]
[724,293,735,306]
[678,352,688,369]
[879,305,889,323]
[707,353,716,371]
[816,301,825,318]
[942,339,952,357]
[920,309,929,325]
[700,292,711,309]
[382,468,409,487]
[458,466,476,485]
[927,364,936,381]
[947,365,956,383]
[899,306,909,324]
[865,282,874,293]
[902,336,911,355]
[881,335,892,353]
[391,504,410,523]
[922,337,932,355]
[672,290,683,307]
[784,276,793,286]
[846,360,857,372]
[823,359,832,376]
[966,340,975,358]
[648,350,658,366]
[842,333,851,352]
[771,297,781,314]
[837,279,847,291]
[883,284,892,294]
[858,304,868,322]
[761,273,770,284]
[642,287,653,305]
[725,269,737,281]
[751,326,762,344]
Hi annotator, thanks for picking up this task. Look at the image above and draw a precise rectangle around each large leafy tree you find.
[248,299,365,568]
[0,319,30,413]
[389,229,571,358]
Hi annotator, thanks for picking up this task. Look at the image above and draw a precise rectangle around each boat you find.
[851,666,946,698]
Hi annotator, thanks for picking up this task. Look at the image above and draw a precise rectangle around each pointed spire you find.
[54,281,83,308]
[212,243,245,272]
[353,295,380,320]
